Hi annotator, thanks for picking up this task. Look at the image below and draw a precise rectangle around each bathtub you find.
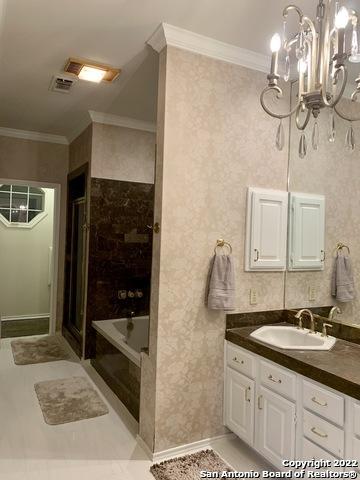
[92,316,149,367]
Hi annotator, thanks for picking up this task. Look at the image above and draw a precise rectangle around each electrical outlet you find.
[308,285,316,302]
[250,289,258,305]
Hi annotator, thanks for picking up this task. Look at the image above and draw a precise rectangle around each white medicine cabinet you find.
[245,187,325,272]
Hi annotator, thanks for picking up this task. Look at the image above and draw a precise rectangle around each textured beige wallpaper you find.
[140,45,290,453]
[91,123,155,183]
[286,96,360,325]
[0,136,68,331]
[69,124,92,173]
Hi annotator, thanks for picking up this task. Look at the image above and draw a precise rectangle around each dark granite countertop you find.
[226,322,360,401]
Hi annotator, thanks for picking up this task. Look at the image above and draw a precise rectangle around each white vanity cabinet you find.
[350,401,360,469]
[224,341,359,470]
[257,385,296,466]
[224,368,255,445]
[224,342,296,469]
[288,193,325,271]
[245,188,288,271]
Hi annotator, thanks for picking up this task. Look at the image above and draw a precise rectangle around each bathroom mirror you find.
[284,87,360,324]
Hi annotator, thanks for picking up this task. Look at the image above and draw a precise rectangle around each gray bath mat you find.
[150,450,233,480]
[11,335,69,365]
[34,376,109,425]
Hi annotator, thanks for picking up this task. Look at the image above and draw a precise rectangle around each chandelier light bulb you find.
[270,33,281,53]
[297,58,308,74]
[335,6,349,29]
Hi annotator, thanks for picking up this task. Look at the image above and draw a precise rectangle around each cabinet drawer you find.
[354,403,360,438]
[260,359,296,400]
[303,410,344,458]
[303,379,344,427]
[302,437,338,461]
[352,437,360,471]
[226,343,255,379]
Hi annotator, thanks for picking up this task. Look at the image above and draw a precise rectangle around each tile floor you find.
[0,335,269,480]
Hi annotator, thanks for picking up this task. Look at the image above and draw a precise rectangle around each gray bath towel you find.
[207,254,235,311]
[331,253,356,302]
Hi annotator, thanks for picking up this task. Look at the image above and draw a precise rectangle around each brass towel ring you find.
[333,242,350,255]
[214,239,232,254]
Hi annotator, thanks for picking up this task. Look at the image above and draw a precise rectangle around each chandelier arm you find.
[334,104,360,123]
[321,65,348,108]
[283,5,304,23]
[260,86,300,120]
[295,103,311,130]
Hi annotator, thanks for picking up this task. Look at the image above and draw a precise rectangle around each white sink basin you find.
[250,325,336,351]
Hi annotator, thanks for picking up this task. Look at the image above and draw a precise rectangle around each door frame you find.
[0,177,61,336]
[63,162,89,359]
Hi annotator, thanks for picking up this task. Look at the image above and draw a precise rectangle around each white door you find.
[224,367,255,446]
[246,188,288,271]
[288,193,325,270]
[257,385,296,469]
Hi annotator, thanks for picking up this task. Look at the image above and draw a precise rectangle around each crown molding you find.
[147,23,270,73]
[0,127,68,145]
[89,111,156,133]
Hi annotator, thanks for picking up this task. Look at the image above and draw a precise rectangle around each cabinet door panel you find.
[225,367,255,446]
[288,193,325,270]
[257,386,296,469]
[246,188,288,271]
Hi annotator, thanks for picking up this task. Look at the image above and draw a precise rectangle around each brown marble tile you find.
[226,310,287,329]
[91,330,140,420]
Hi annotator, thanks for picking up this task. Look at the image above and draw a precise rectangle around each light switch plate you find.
[308,285,316,302]
[250,289,258,305]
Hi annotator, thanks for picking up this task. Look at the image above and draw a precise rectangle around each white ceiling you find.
[0,0,359,140]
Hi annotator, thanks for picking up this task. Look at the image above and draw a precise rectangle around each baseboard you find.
[1,313,50,322]
[136,434,154,460]
[136,432,236,463]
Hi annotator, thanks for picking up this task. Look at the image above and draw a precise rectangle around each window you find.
[0,184,45,227]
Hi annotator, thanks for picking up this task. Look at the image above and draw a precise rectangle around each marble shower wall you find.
[140,46,290,453]
[286,96,360,325]
[86,178,154,325]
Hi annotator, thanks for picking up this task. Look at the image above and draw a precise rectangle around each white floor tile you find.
[0,335,269,479]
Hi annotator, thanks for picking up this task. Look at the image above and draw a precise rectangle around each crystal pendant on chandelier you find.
[350,23,360,63]
[345,123,356,151]
[261,1,360,157]
[312,121,319,150]
[284,54,290,82]
[276,120,285,151]
[328,109,336,143]
[299,133,307,158]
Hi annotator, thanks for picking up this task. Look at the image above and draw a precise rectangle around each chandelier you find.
[260,0,360,157]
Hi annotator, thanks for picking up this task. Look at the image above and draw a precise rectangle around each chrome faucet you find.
[328,306,341,322]
[295,309,316,333]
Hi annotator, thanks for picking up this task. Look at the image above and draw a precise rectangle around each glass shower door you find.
[68,198,86,336]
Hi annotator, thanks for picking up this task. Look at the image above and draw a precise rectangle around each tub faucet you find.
[295,309,315,333]
[328,306,341,322]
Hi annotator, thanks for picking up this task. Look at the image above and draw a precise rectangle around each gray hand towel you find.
[207,254,235,311]
[331,253,356,302]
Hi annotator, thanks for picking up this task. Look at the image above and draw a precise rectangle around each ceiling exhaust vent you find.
[50,74,77,93]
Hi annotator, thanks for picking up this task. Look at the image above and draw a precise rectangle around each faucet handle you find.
[322,323,333,337]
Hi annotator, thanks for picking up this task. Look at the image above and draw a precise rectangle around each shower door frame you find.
[0,177,61,336]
